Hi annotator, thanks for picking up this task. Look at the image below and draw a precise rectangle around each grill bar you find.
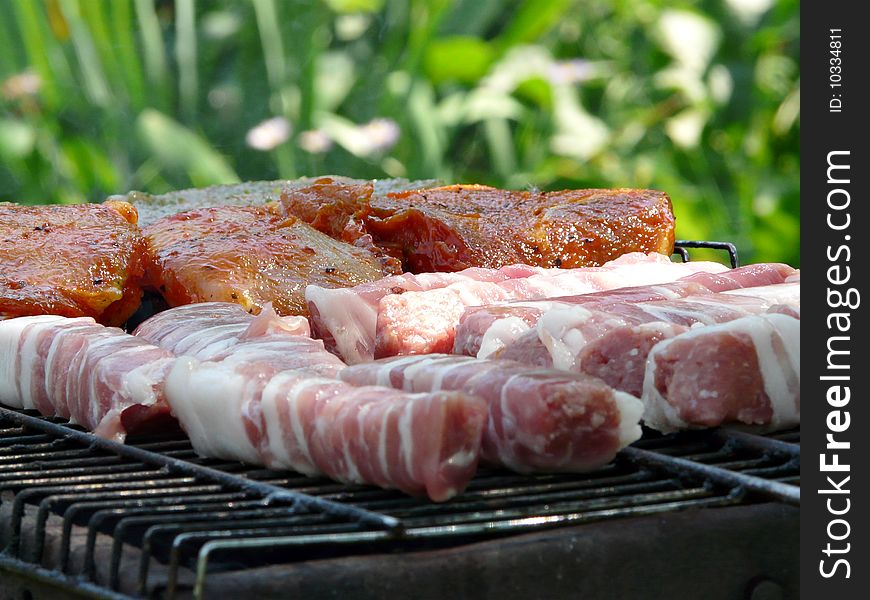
[712,428,800,458]
[620,446,800,505]
[0,553,130,600]
[1,406,799,599]
[0,406,399,532]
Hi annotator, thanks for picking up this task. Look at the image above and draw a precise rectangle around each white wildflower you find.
[548,59,594,85]
[360,118,400,154]
[2,71,41,100]
[245,116,291,151]
[299,129,333,154]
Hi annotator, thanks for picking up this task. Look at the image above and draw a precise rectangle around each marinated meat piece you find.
[288,184,676,272]
[0,201,148,325]
[281,178,375,238]
[143,205,399,317]
[121,177,439,227]
[340,354,644,474]
[0,315,175,441]
[455,263,797,359]
[641,313,800,432]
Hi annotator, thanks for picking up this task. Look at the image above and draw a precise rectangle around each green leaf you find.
[514,76,553,110]
[496,0,572,50]
[136,109,240,188]
[423,36,495,85]
[323,0,385,14]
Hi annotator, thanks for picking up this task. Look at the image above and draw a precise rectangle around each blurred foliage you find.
[0,0,799,265]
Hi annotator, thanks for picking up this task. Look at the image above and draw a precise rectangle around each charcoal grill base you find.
[187,503,797,600]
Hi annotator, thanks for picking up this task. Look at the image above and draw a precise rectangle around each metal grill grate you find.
[1,240,798,599]
[1,406,799,599]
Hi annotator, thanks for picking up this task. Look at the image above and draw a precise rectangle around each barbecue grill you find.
[0,241,800,600]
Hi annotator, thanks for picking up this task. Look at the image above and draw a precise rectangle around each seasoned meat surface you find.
[143,204,398,316]
[122,177,439,227]
[282,181,676,272]
[0,201,148,325]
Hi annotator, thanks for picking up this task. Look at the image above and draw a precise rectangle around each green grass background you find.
[0,0,799,266]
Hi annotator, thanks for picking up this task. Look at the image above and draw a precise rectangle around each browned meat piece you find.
[143,204,399,316]
[281,177,374,238]
[280,181,676,272]
[0,201,148,325]
[120,177,439,227]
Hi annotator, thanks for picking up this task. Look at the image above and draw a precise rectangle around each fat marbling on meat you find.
[454,262,797,359]
[0,315,175,441]
[371,253,729,361]
[308,252,729,364]
[305,263,543,364]
[497,282,799,397]
[641,313,800,432]
[133,301,310,358]
[165,344,487,501]
[339,354,644,474]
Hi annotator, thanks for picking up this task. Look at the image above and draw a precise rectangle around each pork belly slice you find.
[339,354,644,474]
[536,282,801,371]
[165,356,486,501]
[641,313,800,433]
[496,282,799,397]
[0,201,148,325]
[567,300,801,400]
[369,253,729,361]
[455,262,797,359]
[308,252,726,364]
[143,205,399,317]
[305,264,544,364]
[0,315,175,441]
[133,302,309,358]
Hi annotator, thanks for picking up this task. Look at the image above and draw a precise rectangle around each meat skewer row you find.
[165,340,486,502]
[308,252,729,364]
[0,315,175,441]
[455,262,797,359]
[339,354,644,474]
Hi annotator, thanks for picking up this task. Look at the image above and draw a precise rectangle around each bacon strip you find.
[455,263,797,359]
[165,353,486,501]
[133,302,310,358]
[536,283,800,370]
[497,283,799,397]
[0,315,175,441]
[339,354,643,473]
[641,313,800,432]
[308,252,728,364]
[305,264,544,364]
